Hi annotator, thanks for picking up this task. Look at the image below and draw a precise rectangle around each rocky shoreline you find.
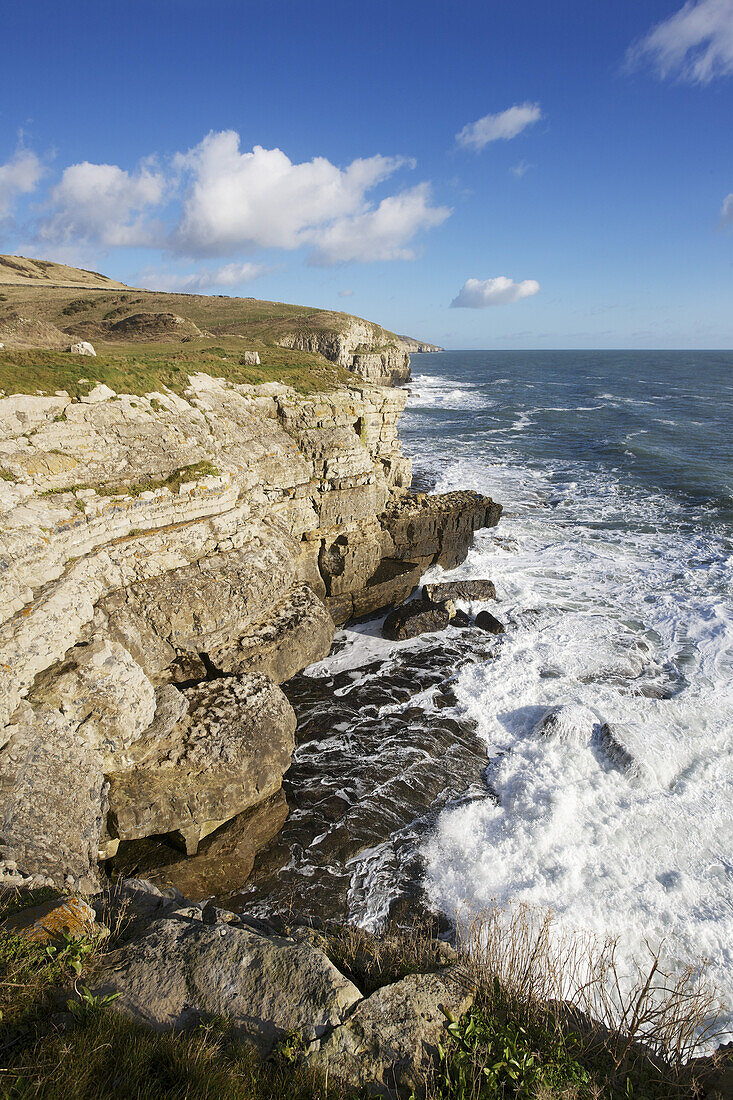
[0,369,500,901]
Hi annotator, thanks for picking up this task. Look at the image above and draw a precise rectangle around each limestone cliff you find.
[0,372,499,893]
[276,315,411,386]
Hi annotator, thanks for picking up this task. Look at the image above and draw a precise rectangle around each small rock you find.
[68,341,96,357]
[534,704,597,746]
[450,609,472,628]
[383,600,451,641]
[424,579,496,603]
[2,896,100,943]
[475,610,506,635]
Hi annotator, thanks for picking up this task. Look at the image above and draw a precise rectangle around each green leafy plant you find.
[67,985,121,1022]
[436,1006,592,1099]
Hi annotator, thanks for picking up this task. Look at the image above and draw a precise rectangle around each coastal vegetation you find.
[0,890,724,1099]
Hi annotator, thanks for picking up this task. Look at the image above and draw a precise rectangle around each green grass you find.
[0,339,356,399]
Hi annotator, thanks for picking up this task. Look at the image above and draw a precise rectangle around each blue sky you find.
[1,0,732,348]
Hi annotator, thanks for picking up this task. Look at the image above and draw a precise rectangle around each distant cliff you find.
[398,335,444,353]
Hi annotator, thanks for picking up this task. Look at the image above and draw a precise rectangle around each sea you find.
[243,350,733,1040]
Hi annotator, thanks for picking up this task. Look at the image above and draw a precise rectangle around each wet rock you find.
[91,911,362,1055]
[107,673,296,853]
[424,579,496,603]
[450,610,472,628]
[383,601,451,641]
[598,722,637,774]
[307,968,474,1097]
[382,491,502,571]
[475,610,506,635]
[534,703,597,746]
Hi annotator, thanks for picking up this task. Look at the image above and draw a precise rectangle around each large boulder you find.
[475,610,505,635]
[131,790,290,899]
[68,341,96,356]
[383,599,452,641]
[307,968,475,1097]
[29,639,156,761]
[208,585,334,683]
[107,673,296,853]
[91,910,363,1055]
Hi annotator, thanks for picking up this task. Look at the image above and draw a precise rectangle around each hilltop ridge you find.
[0,254,439,388]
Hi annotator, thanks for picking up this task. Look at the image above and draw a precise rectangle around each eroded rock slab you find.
[92,911,363,1055]
[209,585,334,683]
[423,579,496,603]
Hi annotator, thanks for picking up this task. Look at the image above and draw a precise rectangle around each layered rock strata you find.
[277,317,411,386]
[0,372,500,892]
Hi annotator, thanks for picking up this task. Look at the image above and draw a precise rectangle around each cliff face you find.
[0,373,499,893]
[277,316,411,386]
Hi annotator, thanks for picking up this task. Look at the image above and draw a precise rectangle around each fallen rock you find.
[239,350,261,366]
[535,703,597,746]
[475,610,506,635]
[383,600,452,641]
[307,968,474,1097]
[2,895,99,943]
[424,579,496,603]
[91,911,363,1055]
[208,585,334,683]
[107,673,296,853]
[68,341,96,356]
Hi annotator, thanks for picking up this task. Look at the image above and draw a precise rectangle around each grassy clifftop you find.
[0,257,407,396]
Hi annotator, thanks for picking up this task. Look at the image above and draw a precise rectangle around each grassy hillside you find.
[0,254,127,289]
[0,258,404,396]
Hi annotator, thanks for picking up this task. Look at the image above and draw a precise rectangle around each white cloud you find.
[451,276,540,308]
[309,183,450,264]
[338,288,354,297]
[0,148,43,219]
[628,0,733,83]
[721,192,733,222]
[30,129,448,267]
[141,261,266,292]
[456,103,542,151]
[511,160,533,178]
[40,160,166,247]
[174,130,437,260]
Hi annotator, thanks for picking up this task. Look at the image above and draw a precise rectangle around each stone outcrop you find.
[308,969,474,1096]
[277,314,411,386]
[0,369,501,891]
[383,491,502,571]
[91,905,363,1056]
